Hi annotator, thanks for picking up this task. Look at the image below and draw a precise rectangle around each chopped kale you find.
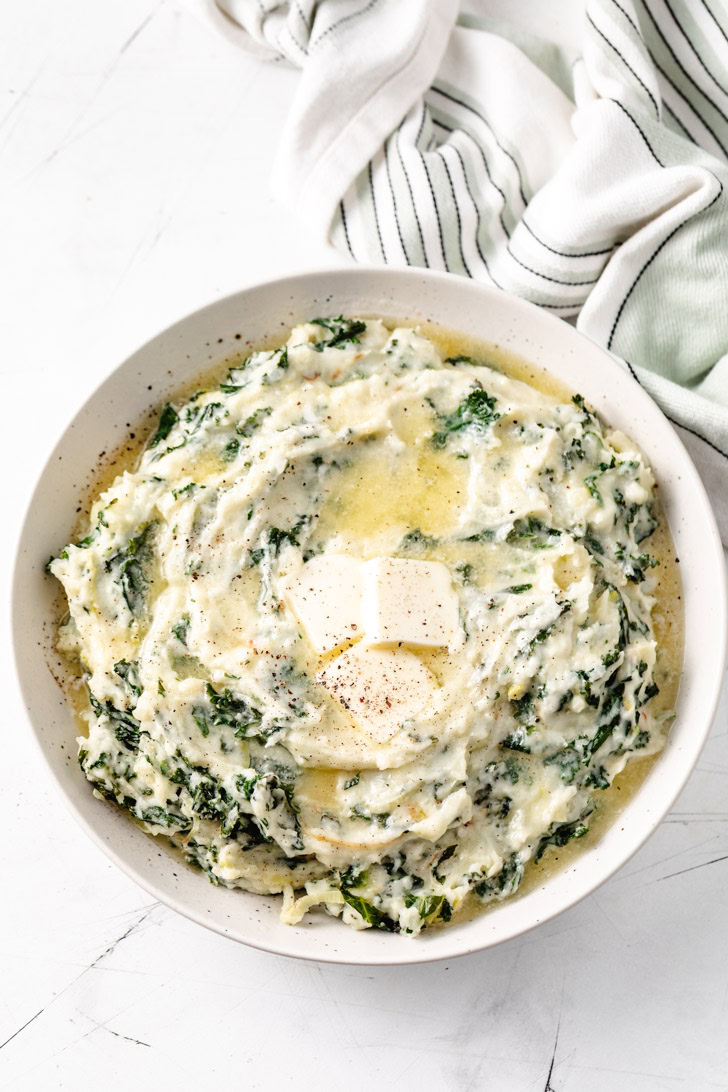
[140,805,189,829]
[188,401,225,435]
[556,689,573,712]
[250,518,309,565]
[445,354,485,367]
[89,692,141,751]
[310,316,367,352]
[500,728,532,753]
[506,517,561,548]
[400,528,437,551]
[404,892,446,921]
[587,681,626,758]
[104,524,155,616]
[171,615,190,646]
[571,393,594,423]
[475,853,523,898]
[582,531,604,556]
[433,844,457,883]
[638,680,660,707]
[544,747,581,783]
[196,682,263,739]
[113,659,141,700]
[339,864,368,889]
[622,551,659,583]
[341,889,396,931]
[586,765,610,789]
[432,387,500,448]
[511,691,536,725]
[463,529,495,543]
[221,437,240,462]
[584,473,603,505]
[236,406,272,439]
[563,437,585,471]
[149,404,179,448]
[519,602,571,657]
[535,817,590,861]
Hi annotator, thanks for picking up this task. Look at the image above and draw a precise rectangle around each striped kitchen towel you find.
[203,0,728,542]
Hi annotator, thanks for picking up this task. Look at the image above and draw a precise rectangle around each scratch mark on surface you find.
[0,65,47,158]
[591,894,627,944]
[657,852,728,883]
[31,109,120,173]
[0,1008,45,1053]
[314,965,361,1051]
[74,1008,152,1050]
[105,1026,150,1048]
[0,66,45,135]
[543,974,564,1092]
[28,0,166,175]
[117,2,163,59]
[86,903,158,970]
[0,902,159,1054]
[617,834,718,884]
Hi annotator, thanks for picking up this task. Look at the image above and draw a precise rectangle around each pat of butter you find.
[318,643,437,743]
[280,556,363,654]
[361,557,459,648]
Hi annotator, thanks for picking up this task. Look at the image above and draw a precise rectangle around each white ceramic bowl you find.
[13,268,727,965]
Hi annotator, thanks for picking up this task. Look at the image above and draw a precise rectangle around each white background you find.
[2,2,727,1089]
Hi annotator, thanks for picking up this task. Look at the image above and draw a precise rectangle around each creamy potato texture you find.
[51,317,671,935]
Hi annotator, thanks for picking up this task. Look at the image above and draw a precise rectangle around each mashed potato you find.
[50,317,670,935]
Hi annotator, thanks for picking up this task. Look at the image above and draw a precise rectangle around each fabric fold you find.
[195,0,728,542]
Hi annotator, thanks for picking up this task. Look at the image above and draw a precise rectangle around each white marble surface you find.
[2,3,728,1089]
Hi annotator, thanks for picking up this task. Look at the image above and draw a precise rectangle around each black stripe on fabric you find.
[431,113,511,239]
[520,218,616,258]
[339,199,356,259]
[395,118,429,265]
[611,98,664,165]
[286,1,310,56]
[670,417,728,460]
[435,108,609,275]
[700,0,728,45]
[435,151,472,276]
[310,0,382,50]
[421,154,449,270]
[430,84,529,206]
[294,1,311,31]
[368,159,387,262]
[638,0,728,156]
[285,29,309,58]
[384,137,409,263]
[505,243,601,287]
[415,104,449,268]
[415,100,427,148]
[609,0,644,39]
[446,143,500,284]
[586,11,661,118]
[650,48,728,157]
[624,357,728,460]
[662,0,728,98]
[607,175,724,349]
[663,98,698,140]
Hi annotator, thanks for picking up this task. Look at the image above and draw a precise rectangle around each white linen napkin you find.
[197,0,728,542]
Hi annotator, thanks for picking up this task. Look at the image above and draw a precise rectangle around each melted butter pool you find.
[315,438,469,553]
